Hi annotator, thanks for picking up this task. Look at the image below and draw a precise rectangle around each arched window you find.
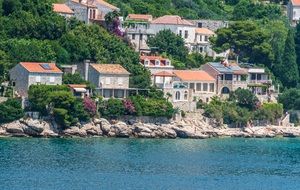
[175,91,180,100]
[184,91,188,100]
[221,87,230,94]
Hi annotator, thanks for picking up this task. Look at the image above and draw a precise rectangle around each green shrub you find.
[100,98,125,119]
[0,98,24,124]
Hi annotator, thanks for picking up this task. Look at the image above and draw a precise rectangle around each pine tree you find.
[295,23,300,79]
[280,29,299,88]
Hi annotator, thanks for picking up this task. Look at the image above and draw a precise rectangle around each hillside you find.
[107,0,284,20]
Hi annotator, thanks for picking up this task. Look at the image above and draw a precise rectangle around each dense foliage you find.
[204,89,283,127]
[0,0,151,88]
[28,85,90,128]
[107,0,283,20]
[0,98,24,123]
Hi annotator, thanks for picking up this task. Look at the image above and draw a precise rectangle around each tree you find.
[147,29,188,62]
[295,22,300,77]
[0,98,24,124]
[63,73,86,85]
[278,88,300,110]
[229,88,259,110]
[278,29,299,88]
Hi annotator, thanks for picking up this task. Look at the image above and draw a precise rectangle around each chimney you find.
[84,59,90,81]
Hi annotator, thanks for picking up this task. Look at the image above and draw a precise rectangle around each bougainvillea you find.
[83,97,97,116]
[123,99,136,115]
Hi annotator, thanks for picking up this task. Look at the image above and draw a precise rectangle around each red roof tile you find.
[153,71,175,77]
[53,4,74,14]
[173,70,215,81]
[151,15,193,26]
[292,0,300,5]
[140,55,172,67]
[195,28,215,35]
[20,62,63,73]
[95,0,119,10]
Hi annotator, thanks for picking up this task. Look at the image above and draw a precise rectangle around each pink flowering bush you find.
[123,99,136,115]
[83,97,97,116]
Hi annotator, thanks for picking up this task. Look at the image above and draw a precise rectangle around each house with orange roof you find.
[288,0,300,25]
[87,64,130,98]
[123,14,155,52]
[53,3,74,18]
[66,0,119,24]
[9,62,63,97]
[150,15,196,46]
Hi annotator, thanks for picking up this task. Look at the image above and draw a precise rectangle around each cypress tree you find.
[295,23,300,80]
[280,29,299,88]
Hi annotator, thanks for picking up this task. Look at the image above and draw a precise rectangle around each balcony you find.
[249,80,272,84]
[155,83,173,89]
[218,80,248,85]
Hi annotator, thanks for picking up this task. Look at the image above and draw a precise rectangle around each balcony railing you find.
[218,80,248,85]
[155,83,173,89]
[249,80,272,84]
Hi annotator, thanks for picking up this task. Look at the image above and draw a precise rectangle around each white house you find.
[288,0,300,25]
[9,62,63,97]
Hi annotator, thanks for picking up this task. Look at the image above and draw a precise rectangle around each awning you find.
[73,88,87,93]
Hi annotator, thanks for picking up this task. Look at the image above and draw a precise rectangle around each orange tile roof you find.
[95,0,119,10]
[20,62,63,73]
[127,14,153,22]
[71,0,97,8]
[90,64,130,74]
[140,55,168,61]
[195,28,215,35]
[292,0,300,5]
[173,70,215,81]
[151,15,193,26]
[53,3,74,14]
[153,71,175,77]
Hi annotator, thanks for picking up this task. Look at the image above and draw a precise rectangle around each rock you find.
[128,119,136,125]
[157,127,177,138]
[81,123,102,136]
[22,119,45,133]
[23,126,42,137]
[4,121,25,134]
[172,126,195,138]
[112,122,132,137]
[63,127,87,137]
[41,129,59,138]
[100,119,111,135]
[93,118,102,125]
[134,123,153,134]
[137,131,153,138]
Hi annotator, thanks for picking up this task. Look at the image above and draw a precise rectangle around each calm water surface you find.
[0,137,300,190]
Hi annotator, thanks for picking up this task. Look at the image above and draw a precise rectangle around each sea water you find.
[0,138,300,190]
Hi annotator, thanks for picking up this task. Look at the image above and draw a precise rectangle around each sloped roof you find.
[95,0,119,10]
[208,62,248,75]
[20,62,63,73]
[70,0,97,8]
[127,14,153,22]
[90,64,130,74]
[153,71,175,77]
[151,15,193,26]
[140,55,168,61]
[53,3,74,14]
[173,70,215,81]
[292,0,300,5]
[195,28,215,35]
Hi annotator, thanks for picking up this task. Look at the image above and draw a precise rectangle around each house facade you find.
[87,64,130,98]
[9,62,63,97]
[53,3,74,18]
[201,61,248,96]
[188,19,229,31]
[287,0,300,26]
[66,0,118,24]
[123,14,155,52]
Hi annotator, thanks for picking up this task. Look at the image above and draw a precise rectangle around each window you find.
[199,35,202,41]
[105,77,111,85]
[198,22,203,28]
[257,74,262,80]
[203,83,208,91]
[225,74,233,80]
[140,34,143,40]
[196,83,201,91]
[50,76,55,83]
[166,60,171,66]
[36,76,41,83]
[118,77,123,85]
[251,74,256,80]
[175,91,180,100]
[132,34,135,40]
[199,47,203,53]
[184,91,188,100]
[189,83,195,89]
[205,36,208,41]
[155,60,160,66]
[144,60,149,66]
[184,30,188,39]
[209,83,214,92]
[179,30,182,36]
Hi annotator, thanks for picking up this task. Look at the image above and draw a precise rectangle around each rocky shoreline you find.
[0,117,300,139]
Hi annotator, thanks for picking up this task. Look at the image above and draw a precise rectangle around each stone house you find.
[287,0,300,26]
[9,62,63,97]
[123,14,155,52]
[66,0,119,24]
[87,64,130,98]
[188,19,229,31]
[53,3,74,18]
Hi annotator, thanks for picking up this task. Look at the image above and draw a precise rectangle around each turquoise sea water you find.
[0,138,300,190]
